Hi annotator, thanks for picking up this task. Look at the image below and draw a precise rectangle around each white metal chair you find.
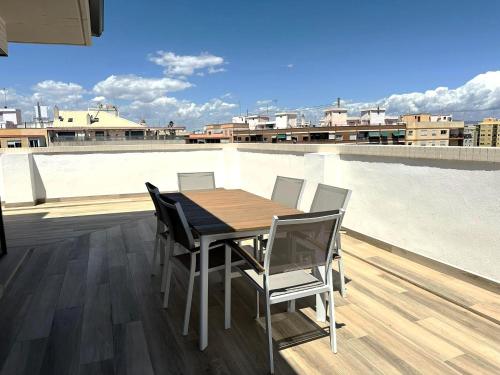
[271,175,305,209]
[310,183,352,297]
[230,210,343,374]
[156,194,245,336]
[177,172,215,192]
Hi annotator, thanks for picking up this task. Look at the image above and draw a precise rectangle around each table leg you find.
[199,236,210,350]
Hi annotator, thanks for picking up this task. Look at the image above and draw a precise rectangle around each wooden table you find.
[163,189,300,351]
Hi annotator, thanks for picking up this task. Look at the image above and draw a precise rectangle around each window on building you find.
[29,139,41,147]
[245,137,249,141]
[68,118,73,122]
[408,130,413,135]
[408,142,413,145]
[440,130,447,135]
[7,140,22,148]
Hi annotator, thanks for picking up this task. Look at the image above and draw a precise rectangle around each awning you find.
[368,131,380,137]
[277,134,287,140]
[392,130,405,136]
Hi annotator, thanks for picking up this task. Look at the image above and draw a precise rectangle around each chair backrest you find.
[271,176,305,209]
[310,183,352,213]
[156,195,196,251]
[145,182,161,214]
[264,210,343,289]
[177,172,216,192]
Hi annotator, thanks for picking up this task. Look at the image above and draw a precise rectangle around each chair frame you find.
[145,182,167,275]
[232,210,343,374]
[177,171,216,192]
[157,194,245,336]
[310,183,352,297]
[270,175,305,209]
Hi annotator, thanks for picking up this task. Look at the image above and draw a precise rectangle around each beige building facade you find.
[478,118,499,147]
[403,114,464,146]
[0,128,48,148]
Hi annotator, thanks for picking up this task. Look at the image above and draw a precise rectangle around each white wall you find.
[32,149,226,199]
[324,154,500,282]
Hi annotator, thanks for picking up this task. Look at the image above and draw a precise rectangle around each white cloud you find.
[125,96,237,124]
[91,96,106,103]
[32,80,85,105]
[348,71,500,117]
[92,74,192,102]
[287,64,294,69]
[149,51,226,76]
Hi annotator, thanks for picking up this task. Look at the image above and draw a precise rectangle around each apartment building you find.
[360,107,386,125]
[190,122,249,143]
[402,114,464,146]
[0,108,22,128]
[324,107,348,126]
[246,115,270,130]
[49,105,148,142]
[463,124,479,147]
[275,112,298,129]
[0,128,48,148]
[478,118,499,147]
[233,124,405,144]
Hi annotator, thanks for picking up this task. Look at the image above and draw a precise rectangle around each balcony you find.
[0,143,499,374]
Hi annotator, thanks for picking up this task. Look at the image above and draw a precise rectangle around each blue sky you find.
[2,0,500,127]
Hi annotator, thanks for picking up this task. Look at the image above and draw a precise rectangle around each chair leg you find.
[336,234,346,298]
[264,297,274,374]
[338,258,346,298]
[160,237,170,292]
[287,299,296,313]
[161,238,174,299]
[255,291,260,320]
[151,235,160,275]
[327,287,337,353]
[182,254,196,335]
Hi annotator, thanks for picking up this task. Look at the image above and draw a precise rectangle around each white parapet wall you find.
[1,143,499,282]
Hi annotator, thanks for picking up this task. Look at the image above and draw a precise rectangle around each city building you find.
[0,128,48,148]
[189,122,249,143]
[48,105,148,142]
[231,115,247,124]
[246,115,270,130]
[403,113,464,146]
[478,118,499,147]
[233,124,405,144]
[275,112,297,129]
[360,107,386,125]
[463,123,479,147]
[324,107,348,127]
[0,108,22,128]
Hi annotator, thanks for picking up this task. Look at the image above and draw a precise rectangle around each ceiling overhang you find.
[0,0,103,56]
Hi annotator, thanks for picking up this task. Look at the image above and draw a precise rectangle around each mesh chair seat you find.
[239,266,326,298]
[174,244,244,273]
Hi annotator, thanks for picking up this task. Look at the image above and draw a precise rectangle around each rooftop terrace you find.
[0,143,499,374]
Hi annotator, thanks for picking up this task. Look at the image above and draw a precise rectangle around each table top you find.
[162,189,301,235]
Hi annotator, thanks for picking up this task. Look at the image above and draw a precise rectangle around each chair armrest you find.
[225,241,265,274]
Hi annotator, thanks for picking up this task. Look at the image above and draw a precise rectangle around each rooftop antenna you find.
[337,97,341,108]
[2,88,7,108]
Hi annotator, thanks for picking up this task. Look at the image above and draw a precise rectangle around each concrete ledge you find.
[1,143,499,162]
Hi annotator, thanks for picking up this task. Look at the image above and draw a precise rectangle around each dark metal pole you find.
[0,197,7,256]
